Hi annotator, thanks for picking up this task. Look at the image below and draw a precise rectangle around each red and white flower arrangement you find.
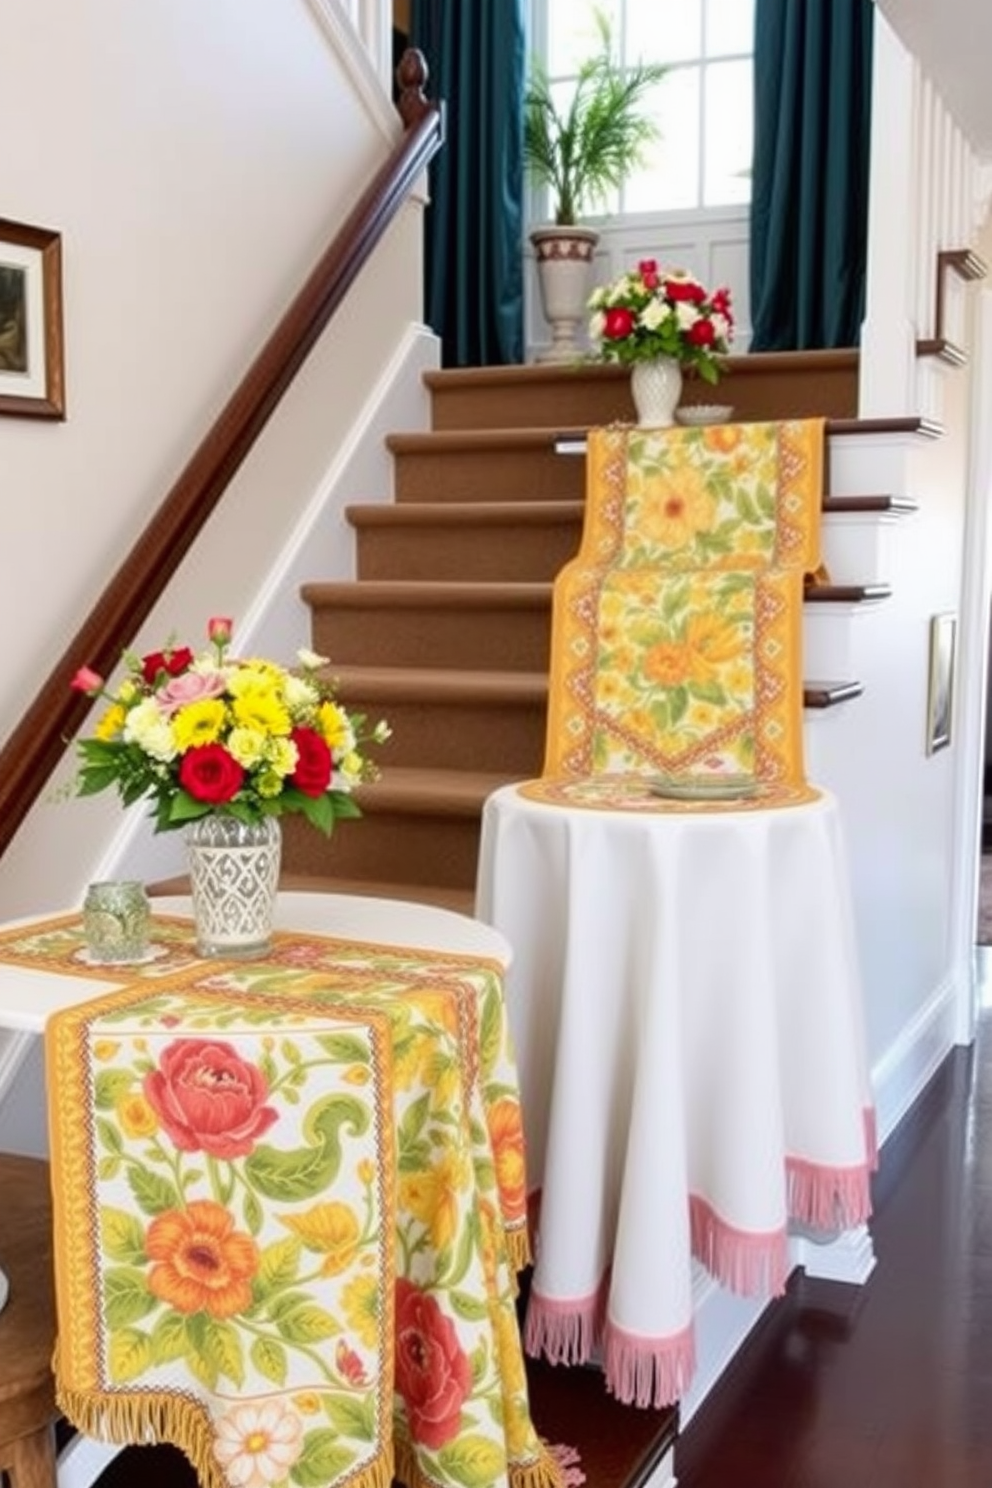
[588,260,734,383]
[70,618,389,835]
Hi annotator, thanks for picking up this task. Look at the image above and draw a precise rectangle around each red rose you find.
[290,726,333,797]
[178,744,244,804]
[712,287,733,319]
[638,258,660,289]
[394,1279,472,1448]
[665,278,706,304]
[144,1038,278,1158]
[687,318,716,346]
[603,307,635,340]
[142,647,193,685]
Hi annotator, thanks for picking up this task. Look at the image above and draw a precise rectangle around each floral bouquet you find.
[70,618,390,836]
[587,259,734,382]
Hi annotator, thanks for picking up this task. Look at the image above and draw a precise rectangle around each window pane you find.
[626,0,702,65]
[547,0,620,77]
[622,69,700,213]
[703,59,753,205]
[704,0,755,59]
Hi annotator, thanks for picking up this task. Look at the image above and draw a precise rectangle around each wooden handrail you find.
[0,52,443,862]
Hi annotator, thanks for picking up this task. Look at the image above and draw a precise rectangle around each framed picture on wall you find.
[926,612,957,755]
[0,217,65,419]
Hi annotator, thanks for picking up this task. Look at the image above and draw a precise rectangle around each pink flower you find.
[144,1038,278,1158]
[208,616,233,646]
[157,671,227,712]
[71,666,104,694]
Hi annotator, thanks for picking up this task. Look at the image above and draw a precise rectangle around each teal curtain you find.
[749,0,874,350]
[408,0,525,367]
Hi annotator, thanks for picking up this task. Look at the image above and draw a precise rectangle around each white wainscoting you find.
[524,206,752,364]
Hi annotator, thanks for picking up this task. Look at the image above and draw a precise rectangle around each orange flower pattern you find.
[146,1201,259,1317]
[43,936,550,1488]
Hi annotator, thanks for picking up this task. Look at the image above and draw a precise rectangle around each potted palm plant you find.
[524,13,667,362]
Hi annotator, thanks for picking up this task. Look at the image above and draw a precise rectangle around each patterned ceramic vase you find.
[630,355,683,428]
[186,814,281,958]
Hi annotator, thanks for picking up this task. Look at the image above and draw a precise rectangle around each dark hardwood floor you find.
[675,969,992,1488]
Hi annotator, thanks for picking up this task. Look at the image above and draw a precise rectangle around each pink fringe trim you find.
[602,1318,697,1410]
[523,1277,608,1365]
[785,1154,873,1231]
[689,1194,789,1296]
[864,1105,880,1170]
[543,1443,586,1487]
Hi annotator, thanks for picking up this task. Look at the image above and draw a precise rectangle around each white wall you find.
[0,0,428,919]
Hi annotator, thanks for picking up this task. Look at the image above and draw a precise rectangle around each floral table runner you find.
[27,918,561,1488]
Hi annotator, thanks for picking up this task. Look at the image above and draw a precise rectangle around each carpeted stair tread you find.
[346,499,585,526]
[302,579,553,607]
[354,765,513,815]
[327,663,547,703]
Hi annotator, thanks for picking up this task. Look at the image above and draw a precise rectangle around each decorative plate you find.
[649,774,758,801]
[675,404,735,426]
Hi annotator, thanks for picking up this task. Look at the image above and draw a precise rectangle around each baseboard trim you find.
[870,972,959,1146]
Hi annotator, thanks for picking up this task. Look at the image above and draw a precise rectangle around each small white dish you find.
[650,774,757,801]
[675,404,735,426]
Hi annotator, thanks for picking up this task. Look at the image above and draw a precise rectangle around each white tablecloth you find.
[475,780,876,1408]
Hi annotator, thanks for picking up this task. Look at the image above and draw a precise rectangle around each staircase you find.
[280,351,880,912]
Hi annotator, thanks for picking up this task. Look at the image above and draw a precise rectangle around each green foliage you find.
[523,11,668,224]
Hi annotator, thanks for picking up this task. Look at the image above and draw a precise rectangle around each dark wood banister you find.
[0,51,442,862]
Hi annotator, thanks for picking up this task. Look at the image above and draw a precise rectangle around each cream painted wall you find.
[0,0,429,918]
[0,0,400,744]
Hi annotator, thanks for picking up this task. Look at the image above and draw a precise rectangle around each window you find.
[539,0,754,215]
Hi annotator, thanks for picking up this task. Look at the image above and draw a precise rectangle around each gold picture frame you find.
[925,612,957,755]
[0,217,65,419]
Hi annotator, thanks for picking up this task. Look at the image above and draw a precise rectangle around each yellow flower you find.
[684,611,745,683]
[357,1158,376,1186]
[116,1092,158,1139]
[342,1066,370,1085]
[266,737,298,777]
[92,1040,120,1062]
[640,469,717,550]
[172,698,227,750]
[292,1393,322,1415]
[279,1201,361,1276]
[399,1148,469,1251]
[233,687,291,737]
[318,701,352,750]
[95,705,126,741]
[341,1272,379,1348]
[226,726,267,768]
[255,769,284,798]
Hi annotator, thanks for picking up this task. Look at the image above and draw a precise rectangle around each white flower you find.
[587,286,608,310]
[122,699,177,762]
[711,311,730,343]
[640,298,668,331]
[297,647,329,671]
[675,302,701,331]
[213,1399,304,1488]
[588,309,606,342]
[284,674,319,713]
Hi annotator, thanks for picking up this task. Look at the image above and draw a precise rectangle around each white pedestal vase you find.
[630,355,683,428]
[186,814,281,958]
[530,225,599,363]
